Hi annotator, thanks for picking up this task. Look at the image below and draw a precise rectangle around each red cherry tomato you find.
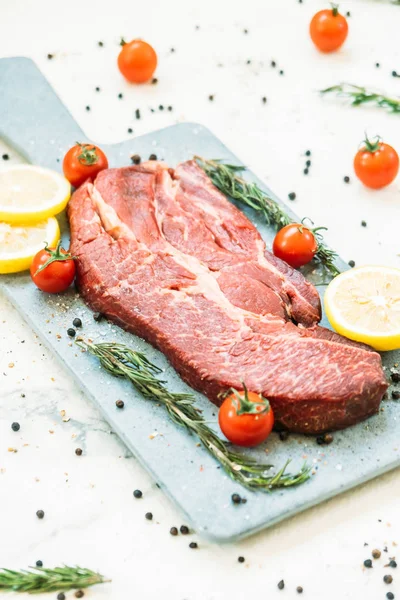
[273,224,318,268]
[30,241,76,293]
[310,5,348,53]
[218,387,274,447]
[118,39,157,83]
[63,143,108,188]
[354,137,399,189]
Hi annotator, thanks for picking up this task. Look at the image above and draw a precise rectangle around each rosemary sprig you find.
[0,565,109,594]
[76,338,311,491]
[321,83,400,114]
[195,156,340,278]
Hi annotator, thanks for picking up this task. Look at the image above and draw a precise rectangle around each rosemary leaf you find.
[321,83,400,114]
[0,565,109,594]
[76,338,311,492]
[195,156,340,278]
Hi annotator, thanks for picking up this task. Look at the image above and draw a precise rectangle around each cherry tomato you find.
[273,224,318,268]
[310,5,348,53]
[218,386,274,447]
[63,143,108,188]
[354,137,399,189]
[118,39,157,83]
[30,241,76,293]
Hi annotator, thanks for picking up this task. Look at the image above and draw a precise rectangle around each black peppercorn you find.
[118,93,123,99]
[135,109,141,119]
[116,399,124,408]
[246,60,251,65]
[170,48,175,53]
[67,328,76,337]
[238,556,245,563]
[391,371,400,383]
[36,510,45,519]
[392,71,398,78]
[167,106,173,111]
[145,512,153,520]
[180,525,189,534]
[372,549,381,559]
[364,559,373,568]
[189,542,198,549]
[344,176,350,183]
[11,422,20,432]
[392,391,400,400]
[75,448,82,456]
[346,11,351,16]
[278,580,285,590]
[75,591,84,599]
[279,70,284,75]
[208,95,214,101]
[133,489,142,498]
[152,78,158,84]
[2,154,9,160]
[243,29,248,34]
[98,41,104,47]
[288,192,296,201]
[159,105,164,111]
[85,106,90,111]
[271,60,276,67]
[324,433,333,444]
[57,594,66,600]
[305,150,311,156]
[384,574,393,584]
[297,587,303,594]
[149,154,157,161]
[72,317,82,328]
[376,63,380,68]
[47,54,53,60]
[130,154,141,165]
[386,593,394,600]
[93,312,103,322]
[95,87,100,92]
[306,160,311,167]
[127,128,133,133]
[170,526,178,536]
[231,493,242,504]
[361,220,367,227]
[36,560,43,567]
[389,560,397,568]
[348,260,355,268]
[279,430,289,441]
[262,97,267,104]
[303,168,309,175]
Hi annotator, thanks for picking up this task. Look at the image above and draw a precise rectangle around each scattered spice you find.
[75,591,84,598]
[348,260,356,268]
[11,422,20,432]
[384,574,393,584]
[346,11,351,16]
[93,312,103,322]
[305,150,311,156]
[73,318,82,328]
[372,549,382,559]
[208,95,214,101]
[85,106,91,112]
[278,580,285,590]
[130,154,141,165]
[170,48,175,53]
[57,594,66,600]
[158,104,164,111]
[116,399,125,408]
[344,176,350,183]
[151,78,158,84]
[376,63,380,68]
[2,154,9,160]
[305,160,311,167]
[231,493,242,504]
[180,525,189,535]
[364,559,373,568]
[392,71,399,78]
[279,70,284,75]
[167,106,173,111]
[75,448,83,456]
[145,512,153,520]
[47,54,54,60]
[389,560,397,568]
[303,168,309,175]
[98,41,104,47]
[189,542,198,549]
[361,220,367,227]
[95,87,100,92]
[279,431,289,441]
[316,433,333,445]
[135,109,141,120]
[386,593,395,600]
[127,128,133,134]
[238,556,245,563]
[35,561,43,567]
[170,526,178,536]
[297,586,303,594]
[36,510,45,519]
[391,372,400,383]
[262,96,267,104]
[67,328,76,338]
[118,93,123,99]
[149,154,157,161]
[133,489,142,499]
[271,60,276,68]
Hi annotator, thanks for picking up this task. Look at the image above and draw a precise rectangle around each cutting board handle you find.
[0,57,86,170]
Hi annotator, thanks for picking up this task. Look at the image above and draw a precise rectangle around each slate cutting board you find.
[1,57,399,542]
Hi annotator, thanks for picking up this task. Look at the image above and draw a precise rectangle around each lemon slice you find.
[324,265,400,351]
[0,217,60,274]
[0,165,71,224]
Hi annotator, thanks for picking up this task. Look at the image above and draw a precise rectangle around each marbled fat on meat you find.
[68,161,387,433]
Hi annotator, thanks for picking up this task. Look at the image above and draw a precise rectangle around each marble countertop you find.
[1,0,400,598]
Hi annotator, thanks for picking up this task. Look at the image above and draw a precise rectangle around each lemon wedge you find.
[0,165,71,224]
[324,265,400,351]
[0,217,60,274]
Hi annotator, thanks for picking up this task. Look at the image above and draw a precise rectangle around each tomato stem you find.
[34,240,76,275]
[76,142,99,166]
[120,37,126,46]
[228,383,270,416]
[363,133,382,154]
[331,3,339,16]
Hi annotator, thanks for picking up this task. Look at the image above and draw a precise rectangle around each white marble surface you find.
[1,0,400,598]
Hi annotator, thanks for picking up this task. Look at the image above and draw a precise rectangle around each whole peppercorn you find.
[75,591,84,599]
[279,69,284,75]
[95,87,101,92]
[36,509,45,519]
[278,580,285,590]
[116,400,124,409]
[67,328,76,337]
[180,525,189,535]
[36,560,43,567]
[231,493,242,504]
[145,512,153,520]
[392,391,400,400]
[72,317,82,328]
[364,559,373,568]
[149,154,157,161]
[391,371,400,383]
[168,106,173,111]
[130,154,141,165]
[262,97,267,104]
[170,526,178,536]
[208,94,214,101]
[297,587,303,594]
[189,542,198,549]
[372,549,381,559]
[288,192,296,201]
[384,574,393,584]
[279,431,289,441]
[344,176,350,183]
[135,109,141,119]
[133,489,143,499]
[392,71,398,78]
[93,312,103,322]
[303,168,309,175]
[386,593,395,600]
[47,54,54,60]
[152,78,158,84]
[238,556,245,563]
[85,106,90,111]
[375,63,380,68]
[348,260,355,268]
[389,560,397,568]
[11,422,20,432]
[98,41,104,47]
[118,93,123,99]
[305,159,311,167]
[75,448,83,456]
[271,60,276,67]
[57,594,66,600]
[361,220,367,227]
[2,154,10,160]
[158,105,164,111]
[305,150,311,156]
